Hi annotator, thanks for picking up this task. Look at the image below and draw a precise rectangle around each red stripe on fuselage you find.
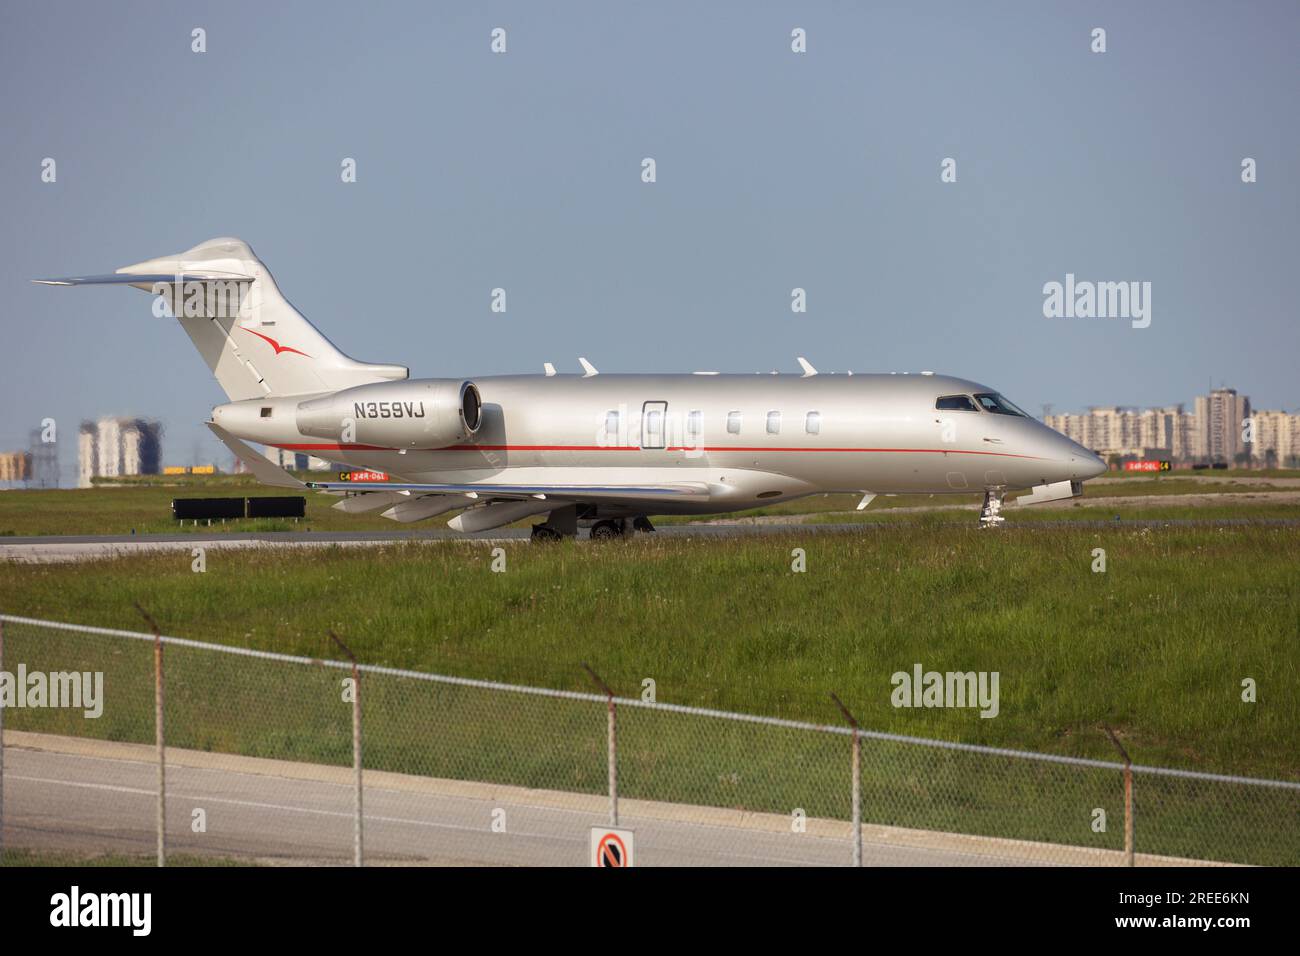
[268,442,1045,460]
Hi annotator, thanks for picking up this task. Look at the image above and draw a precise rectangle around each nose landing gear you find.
[979,488,1006,529]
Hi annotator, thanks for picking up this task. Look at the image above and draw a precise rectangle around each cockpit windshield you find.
[935,394,978,411]
[973,393,1030,417]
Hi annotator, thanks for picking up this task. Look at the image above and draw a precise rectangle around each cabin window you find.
[935,395,978,412]
[686,410,703,438]
[766,411,781,435]
[805,411,821,434]
[260,407,273,418]
[726,411,742,434]
[604,411,620,435]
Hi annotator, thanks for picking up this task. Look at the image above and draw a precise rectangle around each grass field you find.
[2,524,1296,778]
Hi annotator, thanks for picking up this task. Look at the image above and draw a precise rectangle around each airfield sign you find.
[590,827,634,867]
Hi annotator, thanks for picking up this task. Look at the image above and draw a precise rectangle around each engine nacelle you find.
[296,379,481,448]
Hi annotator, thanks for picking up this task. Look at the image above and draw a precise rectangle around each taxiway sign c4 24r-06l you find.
[37,238,1106,537]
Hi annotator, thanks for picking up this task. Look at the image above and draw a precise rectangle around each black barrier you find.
[172,497,306,520]
[246,496,306,518]
[172,497,246,520]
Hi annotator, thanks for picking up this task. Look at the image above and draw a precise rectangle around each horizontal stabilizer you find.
[33,272,252,287]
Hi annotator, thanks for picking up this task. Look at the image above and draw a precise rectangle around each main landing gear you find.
[530,510,657,542]
[531,504,578,542]
[590,520,624,540]
[979,488,1006,529]
[589,516,655,541]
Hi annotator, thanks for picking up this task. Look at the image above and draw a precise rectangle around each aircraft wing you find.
[304,480,712,502]
[206,422,306,489]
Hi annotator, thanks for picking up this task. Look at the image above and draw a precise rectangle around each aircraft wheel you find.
[590,519,625,540]
[531,524,564,542]
[632,516,655,533]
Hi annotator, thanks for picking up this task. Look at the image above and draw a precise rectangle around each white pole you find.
[353,659,363,867]
[155,630,165,867]
[608,695,618,827]
[851,727,862,867]
[830,693,863,868]
[330,632,363,867]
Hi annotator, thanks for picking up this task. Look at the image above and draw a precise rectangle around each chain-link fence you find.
[0,614,1296,866]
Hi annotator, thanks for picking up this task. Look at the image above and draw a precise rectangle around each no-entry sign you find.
[590,827,635,867]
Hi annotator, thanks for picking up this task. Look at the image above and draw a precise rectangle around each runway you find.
[4,732,1192,867]
[1,515,1297,563]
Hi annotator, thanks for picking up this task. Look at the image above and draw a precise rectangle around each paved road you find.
[2,734,1143,867]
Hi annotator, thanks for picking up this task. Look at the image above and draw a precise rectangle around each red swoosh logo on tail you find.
[241,327,311,358]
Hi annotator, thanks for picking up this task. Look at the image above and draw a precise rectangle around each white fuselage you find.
[213,371,1106,517]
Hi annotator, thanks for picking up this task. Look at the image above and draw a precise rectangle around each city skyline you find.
[1045,385,1300,466]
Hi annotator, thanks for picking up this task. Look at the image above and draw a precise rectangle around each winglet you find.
[543,362,557,377]
[578,357,599,377]
[797,356,818,377]
[206,422,304,489]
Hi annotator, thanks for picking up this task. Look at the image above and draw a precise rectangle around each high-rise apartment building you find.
[78,418,163,487]
[1193,389,1251,463]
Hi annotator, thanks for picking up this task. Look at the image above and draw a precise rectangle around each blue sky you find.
[2,1,1296,481]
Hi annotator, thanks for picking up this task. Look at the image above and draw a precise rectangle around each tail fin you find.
[35,237,407,400]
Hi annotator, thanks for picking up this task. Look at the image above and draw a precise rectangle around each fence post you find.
[830,693,862,867]
[133,603,166,867]
[582,664,617,826]
[1103,725,1135,867]
[329,632,363,867]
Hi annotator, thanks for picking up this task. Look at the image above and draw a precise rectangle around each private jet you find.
[37,238,1106,538]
